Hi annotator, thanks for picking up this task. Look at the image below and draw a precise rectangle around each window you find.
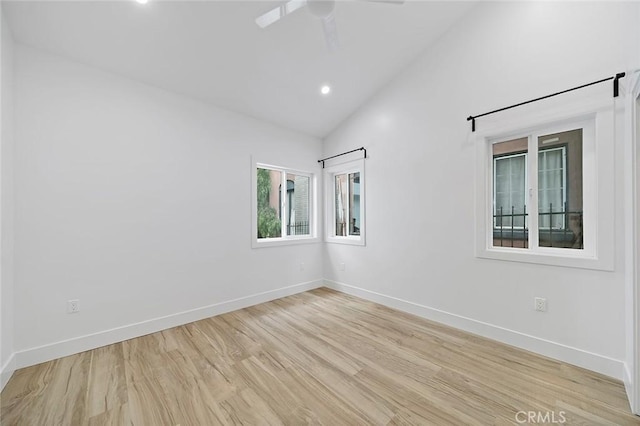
[335,172,361,236]
[252,162,317,247]
[492,129,583,250]
[475,108,614,271]
[325,159,365,245]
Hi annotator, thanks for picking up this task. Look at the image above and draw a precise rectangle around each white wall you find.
[635,80,640,414]
[12,45,324,368]
[324,1,640,380]
[623,69,640,412]
[627,82,640,413]
[629,7,640,411]
[0,6,16,389]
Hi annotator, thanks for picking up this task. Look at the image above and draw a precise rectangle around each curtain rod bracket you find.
[613,72,625,97]
[467,116,476,132]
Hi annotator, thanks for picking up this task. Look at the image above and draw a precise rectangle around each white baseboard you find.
[324,280,625,380]
[623,363,637,414]
[1,353,16,391]
[8,279,627,386]
[14,279,323,370]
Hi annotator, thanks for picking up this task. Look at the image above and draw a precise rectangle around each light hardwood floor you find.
[1,288,638,425]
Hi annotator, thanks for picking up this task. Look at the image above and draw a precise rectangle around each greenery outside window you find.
[252,161,317,248]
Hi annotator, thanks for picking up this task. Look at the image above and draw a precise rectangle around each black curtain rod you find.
[467,72,626,132]
[318,147,367,168]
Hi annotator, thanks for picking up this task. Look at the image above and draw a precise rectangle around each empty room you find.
[1,0,640,424]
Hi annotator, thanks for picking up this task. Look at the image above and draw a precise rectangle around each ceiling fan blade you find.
[255,0,307,29]
[321,13,340,51]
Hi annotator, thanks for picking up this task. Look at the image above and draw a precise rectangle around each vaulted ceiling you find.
[3,1,476,138]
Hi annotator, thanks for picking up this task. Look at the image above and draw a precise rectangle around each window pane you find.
[492,138,528,248]
[257,168,282,239]
[286,174,310,236]
[335,172,362,237]
[349,172,360,236]
[335,174,348,236]
[538,129,583,249]
[538,148,564,229]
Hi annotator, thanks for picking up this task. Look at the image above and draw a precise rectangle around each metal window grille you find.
[286,221,309,236]
[493,203,583,249]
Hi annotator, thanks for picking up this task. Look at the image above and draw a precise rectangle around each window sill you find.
[326,235,365,246]
[476,247,613,271]
[252,236,320,249]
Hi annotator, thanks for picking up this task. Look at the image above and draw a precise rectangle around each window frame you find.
[474,102,614,271]
[251,160,319,248]
[324,158,366,246]
[493,151,529,231]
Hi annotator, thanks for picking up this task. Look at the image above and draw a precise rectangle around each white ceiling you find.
[3,0,475,138]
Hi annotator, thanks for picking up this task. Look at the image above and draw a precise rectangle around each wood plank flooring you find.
[1,288,638,425]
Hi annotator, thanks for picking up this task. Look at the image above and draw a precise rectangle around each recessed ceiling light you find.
[136,0,149,4]
[320,85,331,95]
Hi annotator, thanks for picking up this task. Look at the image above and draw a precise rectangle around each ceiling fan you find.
[255,0,404,51]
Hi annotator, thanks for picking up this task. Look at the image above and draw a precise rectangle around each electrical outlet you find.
[67,299,80,314]
[340,262,346,271]
[534,297,547,312]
